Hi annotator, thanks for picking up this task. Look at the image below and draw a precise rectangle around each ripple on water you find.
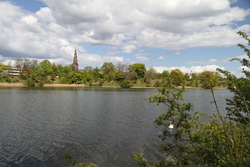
[0,88,232,167]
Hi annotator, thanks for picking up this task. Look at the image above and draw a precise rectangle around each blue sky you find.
[0,0,249,76]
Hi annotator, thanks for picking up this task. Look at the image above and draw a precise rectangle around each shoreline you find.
[0,83,227,89]
[0,83,26,87]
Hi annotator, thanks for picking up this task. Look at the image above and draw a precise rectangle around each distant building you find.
[72,48,78,71]
[6,67,21,76]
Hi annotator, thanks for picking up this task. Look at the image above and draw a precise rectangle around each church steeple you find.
[72,48,78,71]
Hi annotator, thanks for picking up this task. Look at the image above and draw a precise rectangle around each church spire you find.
[72,48,78,71]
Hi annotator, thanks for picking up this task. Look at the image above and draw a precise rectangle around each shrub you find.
[26,78,35,87]
[60,77,68,84]
[120,80,133,88]
[98,79,105,86]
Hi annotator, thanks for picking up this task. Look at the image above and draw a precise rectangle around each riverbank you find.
[0,83,26,87]
[0,83,226,89]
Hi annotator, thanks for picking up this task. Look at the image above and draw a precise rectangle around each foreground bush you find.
[134,31,250,167]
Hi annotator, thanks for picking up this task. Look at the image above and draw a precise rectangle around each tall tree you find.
[36,60,53,76]
[159,70,170,78]
[116,62,129,72]
[100,62,116,81]
[170,69,184,86]
[81,69,92,82]
[129,63,146,79]
[57,65,72,77]
[51,63,59,79]
[199,71,217,89]
[217,31,250,124]
[93,67,101,79]
[15,58,37,70]
[145,67,158,80]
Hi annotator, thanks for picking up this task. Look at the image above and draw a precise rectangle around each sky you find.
[0,0,249,77]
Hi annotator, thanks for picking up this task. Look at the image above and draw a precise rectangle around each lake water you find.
[0,87,232,167]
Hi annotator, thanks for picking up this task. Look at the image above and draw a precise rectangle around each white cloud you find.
[158,56,166,60]
[209,59,217,62]
[221,54,248,63]
[229,0,238,3]
[154,65,225,73]
[138,25,250,50]
[0,0,249,68]
[0,1,23,25]
[234,54,248,59]
[237,66,249,71]
[0,1,81,66]
[134,53,150,61]
[232,65,250,77]
[78,53,125,66]
[136,56,150,61]
[103,56,125,63]
[36,7,54,23]
[188,59,219,64]
[134,53,148,57]
[122,45,137,53]
[40,0,250,49]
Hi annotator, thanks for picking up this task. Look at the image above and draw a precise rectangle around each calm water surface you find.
[0,87,232,167]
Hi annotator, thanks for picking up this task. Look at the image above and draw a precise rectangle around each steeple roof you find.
[72,48,78,70]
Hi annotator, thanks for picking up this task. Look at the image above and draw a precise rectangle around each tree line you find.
[0,59,225,88]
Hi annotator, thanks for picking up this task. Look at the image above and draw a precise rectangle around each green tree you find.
[170,69,184,86]
[135,81,193,166]
[57,65,72,79]
[0,63,8,82]
[36,60,53,76]
[100,62,116,81]
[189,113,250,166]
[135,81,250,167]
[145,67,158,80]
[217,31,250,124]
[114,70,125,81]
[134,31,250,167]
[30,60,53,86]
[81,69,92,83]
[51,63,59,79]
[126,71,138,81]
[199,71,218,89]
[25,78,36,87]
[129,63,146,79]
[214,71,224,81]
[93,67,101,79]
[59,77,69,84]
[159,70,170,79]
[120,80,133,88]
[67,71,82,84]
[0,62,7,73]
[183,73,190,81]
[190,72,199,87]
